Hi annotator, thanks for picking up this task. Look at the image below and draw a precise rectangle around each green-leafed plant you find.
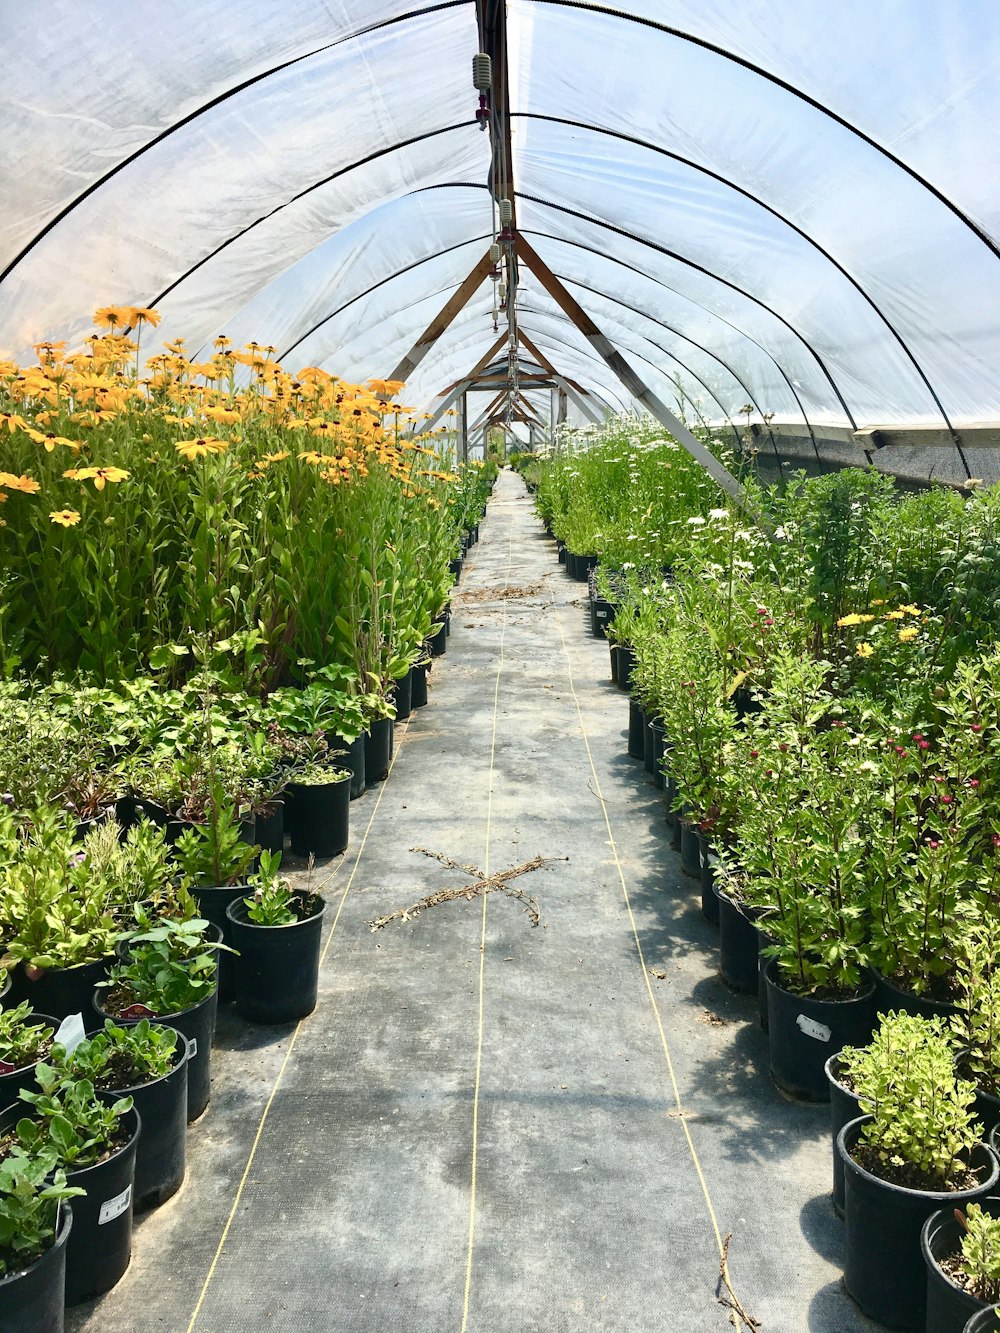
[52,1019,177,1091]
[952,1203,1000,1304]
[0,1157,84,1277]
[244,851,299,926]
[0,1004,55,1071]
[172,790,257,888]
[100,916,226,1017]
[15,1065,133,1171]
[839,1012,982,1190]
[953,920,1000,1097]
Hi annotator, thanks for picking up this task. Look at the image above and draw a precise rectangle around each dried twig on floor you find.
[366,853,567,932]
[717,1234,762,1331]
[454,583,542,603]
[410,846,486,879]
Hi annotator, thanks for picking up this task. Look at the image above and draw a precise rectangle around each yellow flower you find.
[127,306,161,327]
[0,472,40,494]
[899,604,922,617]
[64,466,130,490]
[92,305,132,330]
[856,642,874,658]
[49,509,81,527]
[884,610,905,620]
[175,437,228,460]
[837,613,866,627]
[262,451,290,463]
[898,627,919,643]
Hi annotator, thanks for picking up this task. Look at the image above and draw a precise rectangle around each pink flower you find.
[941,795,954,805]
[971,723,983,734]
[918,740,931,750]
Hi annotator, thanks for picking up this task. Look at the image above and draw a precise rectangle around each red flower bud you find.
[763,618,774,626]
[969,779,980,789]
[927,839,940,849]
[971,724,983,733]
[941,795,954,804]
[778,743,788,753]
[750,750,759,759]
[918,740,931,750]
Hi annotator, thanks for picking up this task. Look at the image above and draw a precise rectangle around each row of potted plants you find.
[527,418,1000,1331]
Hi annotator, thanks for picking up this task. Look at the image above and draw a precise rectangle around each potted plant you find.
[9,1065,139,1304]
[285,761,351,859]
[172,787,258,1000]
[96,916,225,1121]
[837,1011,999,1330]
[225,852,325,1023]
[923,1197,1000,1332]
[51,1018,188,1210]
[0,1004,59,1103]
[954,921,1000,1131]
[0,808,124,1021]
[0,1156,83,1332]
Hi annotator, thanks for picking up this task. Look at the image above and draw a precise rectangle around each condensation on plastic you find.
[2,0,1000,448]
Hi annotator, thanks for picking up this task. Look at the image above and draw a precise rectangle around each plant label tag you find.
[596,608,607,619]
[0,1061,15,1074]
[119,1004,155,1021]
[796,1014,832,1043]
[98,1185,132,1225]
[187,1037,198,1059]
[54,1014,86,1056]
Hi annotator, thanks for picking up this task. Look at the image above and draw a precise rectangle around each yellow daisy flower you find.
[49,509,81,527]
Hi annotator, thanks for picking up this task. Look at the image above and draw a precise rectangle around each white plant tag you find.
[98,1185,132,1225]
[187,1037,198,1059]
[796,1014,832,1043]
[54,1014,86,1057]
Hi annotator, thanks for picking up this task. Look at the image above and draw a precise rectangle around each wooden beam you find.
[439,334,507,396]
[515,232,753,515]
[387,249,494,385]
[518,331,603,425]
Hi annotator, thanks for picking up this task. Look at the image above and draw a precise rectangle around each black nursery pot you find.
[679,819,702,879]
[609,641,619,685]
[287,773,351,858]
[922,1196,1000,1333]
[591,597,615,639]
[411,662,429,708]
[964,1307,1000,1331]
[650,723,666,791]
[253,800,285,855]
[326,732,366,800]
[226,896,326,1024]
[7,957,110,1026]
[627,700,645,760]
[715,885,768,993]
[975,1086,1000,1135]
[642,713,658,775]
[0,1012,62,1104]
[838,1116,999,1331]
[764,960,877,1103]
[872,968,960,1022]
[98,1028,189,1211]
[393,668,413,722]
[364,718,393,785]
[194,884,251,1002]
[825,1053,863,1217]
[428,618,447,658]
[616,644,635,690]
[61,1106,141,1304]
[700,839,720,925]
[0,1202,72,1333]
[95,984,218,1124]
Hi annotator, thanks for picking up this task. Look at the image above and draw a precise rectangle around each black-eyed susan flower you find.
[0,472,40,494]
[63,465,130,490]
[49,509,81,527]
[175,437,227,460]
[92,305,132,330]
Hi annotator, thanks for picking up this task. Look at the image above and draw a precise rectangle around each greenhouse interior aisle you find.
[69,469,878,1333]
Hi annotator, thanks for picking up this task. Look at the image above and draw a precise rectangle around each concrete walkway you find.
[70,468,878,1332]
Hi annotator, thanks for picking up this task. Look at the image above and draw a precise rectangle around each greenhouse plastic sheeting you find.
[3,0,1000,440]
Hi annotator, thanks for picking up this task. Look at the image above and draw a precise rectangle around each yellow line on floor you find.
[185,727,409,1333]
[551,604,732,1266]
[460,519,515,1333]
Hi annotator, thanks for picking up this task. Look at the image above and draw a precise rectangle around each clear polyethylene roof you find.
[2,0,1000,440]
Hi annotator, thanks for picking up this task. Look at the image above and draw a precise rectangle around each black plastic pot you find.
[557,541,566,565]
[642,712,657,775]
[873,968,960,1021]
[669,788,683,852]
[428,619,447,657]
[609,642,619,685]
[411,662,429,708]
[393,669,413,722]
[327,733,366,800]
[650,723,666,790]
[98,1027,189,1210]
[923,1195,1000,1333]
[838,1116,999,1330]
[627,700,645,760]
[964,1307,1000,1331]
[253,800,284,855]
[95,984,217,1123]
[616,645,635,690]
[449,556,463,581]
[7,957,111,1026]
[193,883,250,1001]
[226,895,326,1024]
[0,1012,61,1104]
[364,718,393,785]
[663,773,677,830]
[975,1087,1000,1134]
[62,1106,140,1304]
[825,1053,863,1216]
[700,839,719,924]
[679,820,701,879]
[0,1202,72,1332]
[716,886,767,994]
[591,597,615,639]
[286,773,350,859]
[764,960,877,1103]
